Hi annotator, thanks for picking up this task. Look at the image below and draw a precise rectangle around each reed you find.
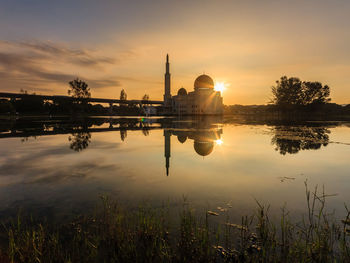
[1,184,350,263]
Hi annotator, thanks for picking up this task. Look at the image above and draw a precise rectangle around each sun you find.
[214,82,226,93]
[215,139,223,145]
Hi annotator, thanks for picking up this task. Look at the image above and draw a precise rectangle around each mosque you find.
[163,55,223,115]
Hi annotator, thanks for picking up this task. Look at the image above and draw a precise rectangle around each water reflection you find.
[164,119,223,175]
[0,117,338,160]
[271,126,330,155]
[0,116,225,176]
[120,128,127,141]
[1,116,350,223]
[68,133,91,152]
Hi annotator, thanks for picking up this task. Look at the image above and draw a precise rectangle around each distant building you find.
[163,55,223,115]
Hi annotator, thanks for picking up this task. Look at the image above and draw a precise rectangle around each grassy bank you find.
[1,184,350,262]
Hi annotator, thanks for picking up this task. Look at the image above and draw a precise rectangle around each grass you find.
[1,183,350,263]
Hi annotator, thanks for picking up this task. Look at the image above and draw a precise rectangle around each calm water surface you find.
[0,116,350,221]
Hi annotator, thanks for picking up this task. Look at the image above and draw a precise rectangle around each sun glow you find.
[214,82,226,93]
[215,139,223,145]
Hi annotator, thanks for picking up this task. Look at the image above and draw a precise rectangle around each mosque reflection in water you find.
[163,118,223,176]
[0,116,224,176]
[0,116,333,177]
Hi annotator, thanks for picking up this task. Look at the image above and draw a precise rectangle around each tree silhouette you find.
[68,78,91,112]
[120,89,127,101]
[142,94,150,107]
[68,79,91,99]
[20,89,28,94]
[271,76,331,106]
[303,81,331,104]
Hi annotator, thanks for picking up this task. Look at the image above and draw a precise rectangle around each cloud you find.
[0,40,116,67]
[0,40,125,93]
[18,40,118,67]
[117,76,162,85]
[89,79,121,89]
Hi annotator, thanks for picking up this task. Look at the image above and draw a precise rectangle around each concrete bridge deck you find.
[0,92,164,105]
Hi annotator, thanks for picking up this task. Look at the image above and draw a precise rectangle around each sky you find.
[0,0,349,105]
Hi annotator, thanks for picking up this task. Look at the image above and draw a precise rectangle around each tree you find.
[119,89,128,108]
[142,94,150,107]
[68,78,91,113]
[271,76,331,107]
[20,89,28,94]
[120,89,127,100]
[68,78,91,99]
[302,81,330,104]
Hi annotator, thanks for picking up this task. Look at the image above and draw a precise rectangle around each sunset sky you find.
[1,0,350,105]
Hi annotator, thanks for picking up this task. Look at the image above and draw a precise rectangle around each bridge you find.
[0,92,164,106]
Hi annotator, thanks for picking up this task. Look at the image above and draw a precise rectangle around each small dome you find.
[177,135,187,144]
[193,141,214,156]
[194,74,214,91]
[177,88,187,96]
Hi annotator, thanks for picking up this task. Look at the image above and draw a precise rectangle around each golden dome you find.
[177,87,187,96]
[194,74,214,91]
[193,141,214,156]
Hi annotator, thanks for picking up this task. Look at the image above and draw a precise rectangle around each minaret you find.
[164,130,171,176]
[163,54,171,107]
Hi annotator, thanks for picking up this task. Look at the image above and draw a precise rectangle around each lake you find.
[0,116,350,222]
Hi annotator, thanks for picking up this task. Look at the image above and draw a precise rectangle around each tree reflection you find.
[120,130,127,141]
[142,129,150,136]
[68,132,91,152]
[120,123,128,141]
[271,126,330,155]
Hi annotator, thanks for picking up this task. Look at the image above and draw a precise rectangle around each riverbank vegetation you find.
[224,75,349,118]
[1,184,350,262]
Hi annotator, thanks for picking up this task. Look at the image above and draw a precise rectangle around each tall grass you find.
[1,184,350,262]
